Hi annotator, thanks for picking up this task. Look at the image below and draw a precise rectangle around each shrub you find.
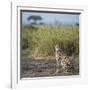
[22,25,79,57]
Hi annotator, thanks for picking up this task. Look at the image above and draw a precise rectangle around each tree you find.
[27,15,42,24]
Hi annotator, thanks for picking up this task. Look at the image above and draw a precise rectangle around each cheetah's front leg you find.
[54,60,60,75]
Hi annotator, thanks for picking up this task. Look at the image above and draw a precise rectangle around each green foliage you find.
[22,25,79,57]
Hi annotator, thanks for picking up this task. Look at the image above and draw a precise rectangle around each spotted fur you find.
[55,44,74,74]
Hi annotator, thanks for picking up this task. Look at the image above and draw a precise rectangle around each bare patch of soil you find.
[21,57,79,78]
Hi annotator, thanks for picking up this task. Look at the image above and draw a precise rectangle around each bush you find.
[22,25,79,57]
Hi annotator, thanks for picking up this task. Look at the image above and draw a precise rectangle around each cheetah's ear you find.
[55,44,59,47]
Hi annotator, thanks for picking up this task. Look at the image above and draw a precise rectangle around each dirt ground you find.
[21,57,79,78]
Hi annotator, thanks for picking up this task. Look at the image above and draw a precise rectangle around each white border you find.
[11,1,88,88]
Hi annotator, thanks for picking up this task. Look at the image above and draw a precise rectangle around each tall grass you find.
[22,24,79,57]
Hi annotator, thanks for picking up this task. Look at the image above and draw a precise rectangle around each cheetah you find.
[54,44,74,75]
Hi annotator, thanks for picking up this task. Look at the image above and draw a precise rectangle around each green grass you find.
[22,24,79,57]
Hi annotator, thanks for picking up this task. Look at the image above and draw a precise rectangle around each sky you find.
[21,11,79,25]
